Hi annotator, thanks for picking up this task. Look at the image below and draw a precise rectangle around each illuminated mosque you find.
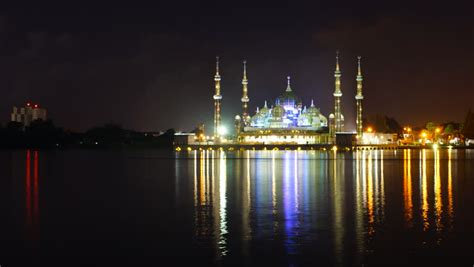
[211,53,364,145]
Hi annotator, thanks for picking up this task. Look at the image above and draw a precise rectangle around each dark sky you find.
[0,2,472,132]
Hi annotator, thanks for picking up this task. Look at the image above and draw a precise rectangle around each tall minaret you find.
[213,56,222,140]
[355,56,364,139]
[333,51,344,136]
[241,60,249,125]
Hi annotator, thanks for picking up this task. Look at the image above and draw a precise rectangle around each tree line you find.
[0,121,175,149]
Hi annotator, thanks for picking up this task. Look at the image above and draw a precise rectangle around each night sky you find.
[0,2,472,132]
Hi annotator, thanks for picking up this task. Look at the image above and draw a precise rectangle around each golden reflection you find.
[358,150,386,238]
[200,151,206,204]
[242,150,251,242]
[247,151,251,206]
[212,150,215,199]
[193,150,197,205]
[206,150,210,204]
[183,148,462,263]
[272,150,276,211]
[218,151,228,256]
[403,149,413,227]
[355,150,364,259]
[380,151,385,221]
[421,149,429,231]
[448,148,454,227]
[434,148,443,232]
[332,150,345,266]
[367,151,374,235]
[361,150,367,214]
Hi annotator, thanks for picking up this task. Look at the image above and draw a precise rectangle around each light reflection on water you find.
[25,150,40,240]
[3,148,470,266]
[178,148,466,265]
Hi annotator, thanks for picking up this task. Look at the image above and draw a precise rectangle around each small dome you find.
[307,100,319,116]
[307,106,319,116]
[271,104,285,118]
[235,115,241,120]
[260,100,270,115]
[329,113,335,119]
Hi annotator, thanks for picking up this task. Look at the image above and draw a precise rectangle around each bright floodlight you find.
[218,126,227,136]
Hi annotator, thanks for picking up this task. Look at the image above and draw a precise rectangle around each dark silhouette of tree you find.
[444,124,455,134]
[84,124,127,147]
[26,119,63,148]
[426,122,437,132]
[366,114,401,133]
[462,109,474,138]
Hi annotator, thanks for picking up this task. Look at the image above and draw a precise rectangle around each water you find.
[0,149,473,266]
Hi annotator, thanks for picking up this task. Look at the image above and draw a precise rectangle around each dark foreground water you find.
[0,149,473,266]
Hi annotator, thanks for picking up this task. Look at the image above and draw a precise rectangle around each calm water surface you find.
[0,149,473,266]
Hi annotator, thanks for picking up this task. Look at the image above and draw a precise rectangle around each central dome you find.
[277,76,302,107]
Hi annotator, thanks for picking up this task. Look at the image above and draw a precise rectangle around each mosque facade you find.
[211,53,364,145]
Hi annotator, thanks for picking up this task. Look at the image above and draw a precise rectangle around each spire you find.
[213,56,222,96]
[264,100,268,108]
[356,56,363,95]
[311,99,315,107]
[241,60,249,98]
[357,56,362,77]
[334,51,342,95]
[215,56,220,77]
[286,76,292,92]
[241,59,249,122]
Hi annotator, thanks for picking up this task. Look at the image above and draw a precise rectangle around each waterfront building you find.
[361,132,398,145]
[174,132,197,145]
[209,53,367,146]
[236,75,329,144]
[11,102,47,127]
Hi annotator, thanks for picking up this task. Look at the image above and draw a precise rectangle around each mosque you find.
[211,53,365,145]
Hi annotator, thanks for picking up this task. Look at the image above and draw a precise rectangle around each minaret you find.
[241,60,249,124]
[331,51,344,140]
[355,56,364,139]
[213,56,222,141]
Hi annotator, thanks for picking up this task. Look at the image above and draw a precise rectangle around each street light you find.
[218,126,228,136]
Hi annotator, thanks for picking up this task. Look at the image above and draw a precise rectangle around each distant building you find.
[361,132,398,145]
[174,132,196,145]
[11,102,47,127]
